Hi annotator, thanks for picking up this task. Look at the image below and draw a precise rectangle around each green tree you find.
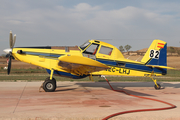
[124,44,132,55]
[169,47,175,55]
[119,46,124,52]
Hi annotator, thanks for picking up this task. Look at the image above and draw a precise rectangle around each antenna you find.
[96,39,113,41]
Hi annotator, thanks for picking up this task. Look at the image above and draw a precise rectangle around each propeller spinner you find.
[4,30,16,75]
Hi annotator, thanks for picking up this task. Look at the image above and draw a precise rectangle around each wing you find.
[58,55,110,76]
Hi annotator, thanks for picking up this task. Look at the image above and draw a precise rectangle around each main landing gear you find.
[43,77,57,92]
[39,69,57,92]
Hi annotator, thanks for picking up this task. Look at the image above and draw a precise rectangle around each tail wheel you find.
[43,78,57,92]
[154,84,161,90]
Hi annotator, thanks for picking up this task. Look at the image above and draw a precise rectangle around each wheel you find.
[154,84,161,90]
[43,79,56,92]
[45,77,56,86]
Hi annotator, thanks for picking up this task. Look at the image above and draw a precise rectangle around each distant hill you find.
[167,46,180,52]
[123,46,180,56]
[136,48,148,53]
[136,46,180,54]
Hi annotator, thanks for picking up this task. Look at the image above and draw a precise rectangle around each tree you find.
[124,44,132,53]
[169,47,175,55]
[119,46,124,52]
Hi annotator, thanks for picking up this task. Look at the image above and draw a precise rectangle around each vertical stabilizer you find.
[141,40,167,66]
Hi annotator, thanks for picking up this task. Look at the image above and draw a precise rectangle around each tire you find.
[43,79,56,92]
[154,84,161,90]
[45,77,56,86]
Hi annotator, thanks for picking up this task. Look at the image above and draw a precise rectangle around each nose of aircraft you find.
[3,48,12,54]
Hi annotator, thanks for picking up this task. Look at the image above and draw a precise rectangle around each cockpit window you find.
[99,46,113,55]
[83,43,99,55]
[79,41,90,50]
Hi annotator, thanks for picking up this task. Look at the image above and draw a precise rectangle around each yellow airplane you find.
[4,31,174,92]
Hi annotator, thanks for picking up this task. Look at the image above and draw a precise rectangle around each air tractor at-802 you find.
[4,31,174,92]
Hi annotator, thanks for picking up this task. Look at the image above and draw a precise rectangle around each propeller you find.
[4,30,16,75]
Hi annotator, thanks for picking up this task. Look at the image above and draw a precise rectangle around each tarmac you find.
[0,81,180,120]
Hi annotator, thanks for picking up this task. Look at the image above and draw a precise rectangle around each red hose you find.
[102,78,176,120]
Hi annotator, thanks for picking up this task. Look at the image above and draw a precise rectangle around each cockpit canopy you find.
[79,40,124,60]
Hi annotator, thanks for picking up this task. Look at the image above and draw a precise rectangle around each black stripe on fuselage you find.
[15,47,64,59]
[15,46,51,49]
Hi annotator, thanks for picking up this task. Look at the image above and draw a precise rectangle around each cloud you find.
[1,3,175,34]
[73,3,100,12]
[1,1,180,55]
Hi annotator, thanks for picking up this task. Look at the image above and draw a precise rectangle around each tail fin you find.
[141,39,167,66]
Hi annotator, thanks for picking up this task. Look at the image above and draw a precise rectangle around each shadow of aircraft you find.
[55,79,180,96]
[75,82,155,97]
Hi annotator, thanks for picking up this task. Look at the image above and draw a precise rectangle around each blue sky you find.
[1,0,180,55]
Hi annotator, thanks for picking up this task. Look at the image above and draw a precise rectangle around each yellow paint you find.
[39,56,45,62]
[50,69,54,80]
[58,55,109,69]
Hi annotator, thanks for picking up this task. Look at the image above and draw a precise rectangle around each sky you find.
[1,0,180,55]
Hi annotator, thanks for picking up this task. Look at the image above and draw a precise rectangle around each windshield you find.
[79,41,90,50]
[84,43,99,55]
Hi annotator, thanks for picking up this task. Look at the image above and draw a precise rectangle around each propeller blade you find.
[9,31,13,49]
[13,34,16,47]
[7,30,16,75]
[7,56,12,75]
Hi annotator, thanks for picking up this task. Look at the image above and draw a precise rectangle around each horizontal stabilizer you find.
[146,65,175,69]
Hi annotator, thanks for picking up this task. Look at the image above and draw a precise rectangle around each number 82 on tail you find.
[150,50,160,59]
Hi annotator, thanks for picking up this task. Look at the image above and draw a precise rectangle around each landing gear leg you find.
[89,74,94,81]
[149,75,161,90]
[39,69,57,92]
[148,71,161,90]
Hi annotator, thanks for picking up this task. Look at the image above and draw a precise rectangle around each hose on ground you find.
[102,77,176,120]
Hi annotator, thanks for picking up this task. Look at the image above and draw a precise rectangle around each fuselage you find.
[12,40,165,79]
